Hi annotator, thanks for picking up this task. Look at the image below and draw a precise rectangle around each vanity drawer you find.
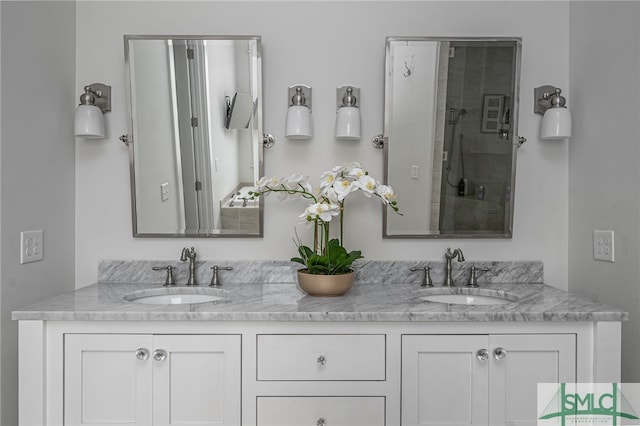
[256,396,385,426]
[257,334,386,381]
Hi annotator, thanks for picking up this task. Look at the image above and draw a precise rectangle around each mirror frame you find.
[382,36,522,239]
[123,35,264,238]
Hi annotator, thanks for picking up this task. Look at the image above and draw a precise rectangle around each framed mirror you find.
[382,37,522,238]
[124,35,263,237]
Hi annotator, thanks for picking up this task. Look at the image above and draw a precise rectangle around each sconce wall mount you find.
[335,85,361,140]
[534,85,571,140]
[534,85,564,115]
[81,83,111,112]
[289,84,312,112]
[285,84,312,139]
[75,83,112,139]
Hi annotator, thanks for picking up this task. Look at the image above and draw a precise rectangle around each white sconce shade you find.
[74,83,111,139]
[541,107,572,140]
[285,85,312,139]
[534,85,571,140]
[286,105,312,139]
[335,107,360,140]
[335,86,361,140]
[74,105,105,139]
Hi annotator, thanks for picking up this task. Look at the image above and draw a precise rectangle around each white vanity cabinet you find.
[401,334,576,426]
[17,320,620,426]
[63,333,241,426]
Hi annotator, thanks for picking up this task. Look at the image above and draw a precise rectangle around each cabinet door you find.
[257,396,385,426]
[152,334,241,426]
[402,335,489,426]
[488,334,576,426]
[64,334,154,426]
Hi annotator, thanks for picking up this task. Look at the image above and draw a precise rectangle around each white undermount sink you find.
[418,288,518,306]
[123,288,227,305]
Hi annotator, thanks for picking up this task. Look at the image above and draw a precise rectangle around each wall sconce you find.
[534,85,571,140]
[285,84,312,139]
[74,83,111,139]
[335,86,361,140]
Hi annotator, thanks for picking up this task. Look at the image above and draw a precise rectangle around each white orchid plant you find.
[249,162,400,275]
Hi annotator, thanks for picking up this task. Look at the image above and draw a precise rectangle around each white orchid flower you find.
[376,184,396,204]
[301,202,340,223]
[355,175,377,197]
[320,170,337,188]
[333,178,354,201]
[282,172,307,190]
[321,186,340,203]
[332,161,362,175]
[254,176,269,190]
[253,162,399,265]
[257,176,283,189]
[302,182,314,195]
[343,161,362,171]
[347,167,366,179]
[254,176,279,196]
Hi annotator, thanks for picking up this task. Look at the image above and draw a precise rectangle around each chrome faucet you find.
[180,247,198,286]
[443,247,465,287]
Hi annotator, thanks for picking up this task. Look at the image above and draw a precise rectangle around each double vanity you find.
[14,259,626,426]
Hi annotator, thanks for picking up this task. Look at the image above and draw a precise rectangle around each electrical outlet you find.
[20,230,43,264]
[593,230,614,262]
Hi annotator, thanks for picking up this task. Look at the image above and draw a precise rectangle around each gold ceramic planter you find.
[296,270,355,297]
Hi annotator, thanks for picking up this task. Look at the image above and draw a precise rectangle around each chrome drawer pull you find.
[317,355,327,365]
[317,417,327,426]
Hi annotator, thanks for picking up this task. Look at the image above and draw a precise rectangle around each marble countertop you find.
[11,281,628,322]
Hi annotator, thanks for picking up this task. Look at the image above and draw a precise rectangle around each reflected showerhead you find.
[448,107,467,124]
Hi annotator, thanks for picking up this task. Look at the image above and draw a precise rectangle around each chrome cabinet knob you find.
[494,347,508,360]
[317,355,327,365]
[135,348,149,361]
[476,349,489,361]
[317,418,327,426]
[153,349,167,362]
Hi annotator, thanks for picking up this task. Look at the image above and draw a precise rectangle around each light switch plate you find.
[21,230,43,264]
[161,182,169,201]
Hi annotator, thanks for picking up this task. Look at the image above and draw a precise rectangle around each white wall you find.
[0,2,76,425]
[76,1,570,289]
[568,1,640,382]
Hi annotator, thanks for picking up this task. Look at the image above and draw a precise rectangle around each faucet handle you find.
[467,265,490,287]
[152,265,176,286]
[210,265,233,287]
[410,266,433,287]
